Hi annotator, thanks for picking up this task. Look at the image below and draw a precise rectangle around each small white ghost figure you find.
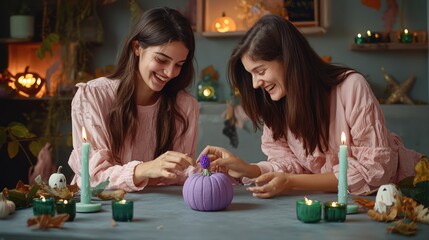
[374,184,401,213]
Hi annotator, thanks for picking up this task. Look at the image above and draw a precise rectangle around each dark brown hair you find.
[228,14,355,156]
[107,7,195,161]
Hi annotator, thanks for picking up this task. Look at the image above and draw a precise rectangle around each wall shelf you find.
[350,43,428,51]
[197,0,331,38]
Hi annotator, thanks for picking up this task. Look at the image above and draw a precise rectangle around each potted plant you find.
[10,0,34,40]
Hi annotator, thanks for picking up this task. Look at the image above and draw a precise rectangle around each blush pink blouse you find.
[68,77,199,192]
[256,73,422,195]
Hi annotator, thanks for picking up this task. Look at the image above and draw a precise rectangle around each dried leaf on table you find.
[414,156,429,185]
[415,204,429,224]
[2,182,40,209]
[387,219,417,236]
[27,213,69,229]
[368,207,398,222]
[34,175,77,200]
[353,197,375,210]
[97,189,126,200]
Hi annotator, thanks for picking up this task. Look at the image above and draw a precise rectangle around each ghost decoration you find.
[48,166,67,189]
[374,184,401,213]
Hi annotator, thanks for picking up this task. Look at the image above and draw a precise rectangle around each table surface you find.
[0,186,428,240]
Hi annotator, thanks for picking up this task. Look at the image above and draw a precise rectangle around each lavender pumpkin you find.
[183,154,233,211]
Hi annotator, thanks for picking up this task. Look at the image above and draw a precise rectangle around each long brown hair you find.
[107,7,195,161]
[228,14,355,156]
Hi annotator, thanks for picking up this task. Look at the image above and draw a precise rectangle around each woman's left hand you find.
[246,172,293,199]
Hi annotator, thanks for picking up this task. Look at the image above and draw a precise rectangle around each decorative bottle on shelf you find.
[197,73,218,102]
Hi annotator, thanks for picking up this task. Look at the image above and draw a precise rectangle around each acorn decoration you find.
[182,154,233,211]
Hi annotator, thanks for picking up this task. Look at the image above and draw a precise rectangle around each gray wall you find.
[94,0,428,102]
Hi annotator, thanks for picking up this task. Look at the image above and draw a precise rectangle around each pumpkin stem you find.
[57,166,62,174]
[201,168,212,176]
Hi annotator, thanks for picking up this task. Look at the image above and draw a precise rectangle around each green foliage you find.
[35,33,60,59]
[0,122,46,166]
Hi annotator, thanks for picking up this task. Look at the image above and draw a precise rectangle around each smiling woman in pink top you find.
[200,14,422,198]
[68,7,198,192]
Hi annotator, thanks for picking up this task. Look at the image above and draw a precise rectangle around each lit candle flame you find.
[40,196,46,202]
[304,197,313,205]
[341,132,346,145]
[331,202,338,207]
[64,200,68,204]
[357,33,361,38]
[82,127,87,142]
[119,199,127,204]
[366,30,371,36]
[203,88,212,97]
[404,29,409,34]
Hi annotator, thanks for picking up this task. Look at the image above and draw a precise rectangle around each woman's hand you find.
[199,145,260,179]
[134,151,194,181]
[246,172,294,198]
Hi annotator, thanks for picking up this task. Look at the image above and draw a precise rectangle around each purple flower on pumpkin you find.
[200,154,210,169]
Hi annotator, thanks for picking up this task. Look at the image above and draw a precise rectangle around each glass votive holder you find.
[401,29,413,43]
[296,198,322,223]
[354,33,364,44]
[112,199,133,222]
[56,199,76,221]
[324,201,347,222]
[33,196,55,216]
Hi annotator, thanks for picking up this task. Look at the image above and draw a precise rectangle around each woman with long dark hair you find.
[201,14,422,198]
[68,7,198,191]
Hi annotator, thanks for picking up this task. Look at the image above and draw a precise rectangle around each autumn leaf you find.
[29,140,44,157]
[27,214,69,229]
[7,140,19,159]
[9,123,30,138]
[414,156,429,185]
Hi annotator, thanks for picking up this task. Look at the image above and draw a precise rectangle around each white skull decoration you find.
[374,184,401,213]
[48,166,67,189]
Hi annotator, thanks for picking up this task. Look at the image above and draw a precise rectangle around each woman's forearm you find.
[289,172,338,192]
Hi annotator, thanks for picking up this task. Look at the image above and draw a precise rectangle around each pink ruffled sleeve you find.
[68,80,147,192]
[257,125,306,175]
[332,73,418,195]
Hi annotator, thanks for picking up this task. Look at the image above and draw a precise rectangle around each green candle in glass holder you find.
[197,73,218,102]
[112,199,133,222]
[33,196,55,216]
[354,33,364,44]
[401,29,413,43]
[56,199,76,221]
[296,197,322,223]
[324,201,347,222]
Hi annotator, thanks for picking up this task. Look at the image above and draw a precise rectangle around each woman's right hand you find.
[199,145,260,179]
[134,151,194,181]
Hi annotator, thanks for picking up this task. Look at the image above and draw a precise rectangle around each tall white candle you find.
[338,132,348,204]
[81,127,91,204]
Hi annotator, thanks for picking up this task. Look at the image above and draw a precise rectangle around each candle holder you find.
[296,198,322,223]
[56,199,76,221]
[324,201,347,222]
[197,73,219,102]
[401,29,413,43]
[354,33,365,44]
[112,200,134,222]
[33,197,55,216]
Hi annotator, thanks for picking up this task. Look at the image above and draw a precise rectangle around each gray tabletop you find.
[0,186,428,240]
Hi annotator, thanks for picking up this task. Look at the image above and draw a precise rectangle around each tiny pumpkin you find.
[0,192,16,219]
[49,166,67,189]
[183,154,233,211]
